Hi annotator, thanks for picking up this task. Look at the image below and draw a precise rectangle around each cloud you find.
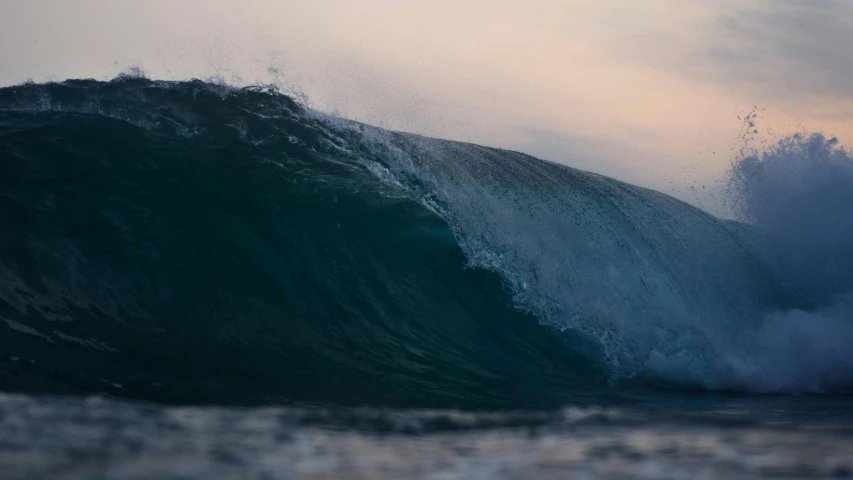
[623,0,853,113]
[705,1,853,96]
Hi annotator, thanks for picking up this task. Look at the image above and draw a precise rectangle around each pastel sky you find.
[2,0,851,215]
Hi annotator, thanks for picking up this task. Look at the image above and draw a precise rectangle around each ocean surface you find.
[1,76,852,479]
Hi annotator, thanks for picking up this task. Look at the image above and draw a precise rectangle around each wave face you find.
[0,77,849,408]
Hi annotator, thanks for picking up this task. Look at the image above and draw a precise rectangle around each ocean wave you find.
[0,76,850,408]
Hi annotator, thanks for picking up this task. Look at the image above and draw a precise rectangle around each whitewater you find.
[1,76,852,479]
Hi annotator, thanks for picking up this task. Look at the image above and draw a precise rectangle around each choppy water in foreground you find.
[3,394,853,479]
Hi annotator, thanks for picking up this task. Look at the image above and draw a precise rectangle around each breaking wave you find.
[0,76,850,409]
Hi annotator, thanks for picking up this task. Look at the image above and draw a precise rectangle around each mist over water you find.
[729,133,853,392]
[649,133,853,393]
[730,133,853,299]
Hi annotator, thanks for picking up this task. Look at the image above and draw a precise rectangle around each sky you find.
[2,0,851,216]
